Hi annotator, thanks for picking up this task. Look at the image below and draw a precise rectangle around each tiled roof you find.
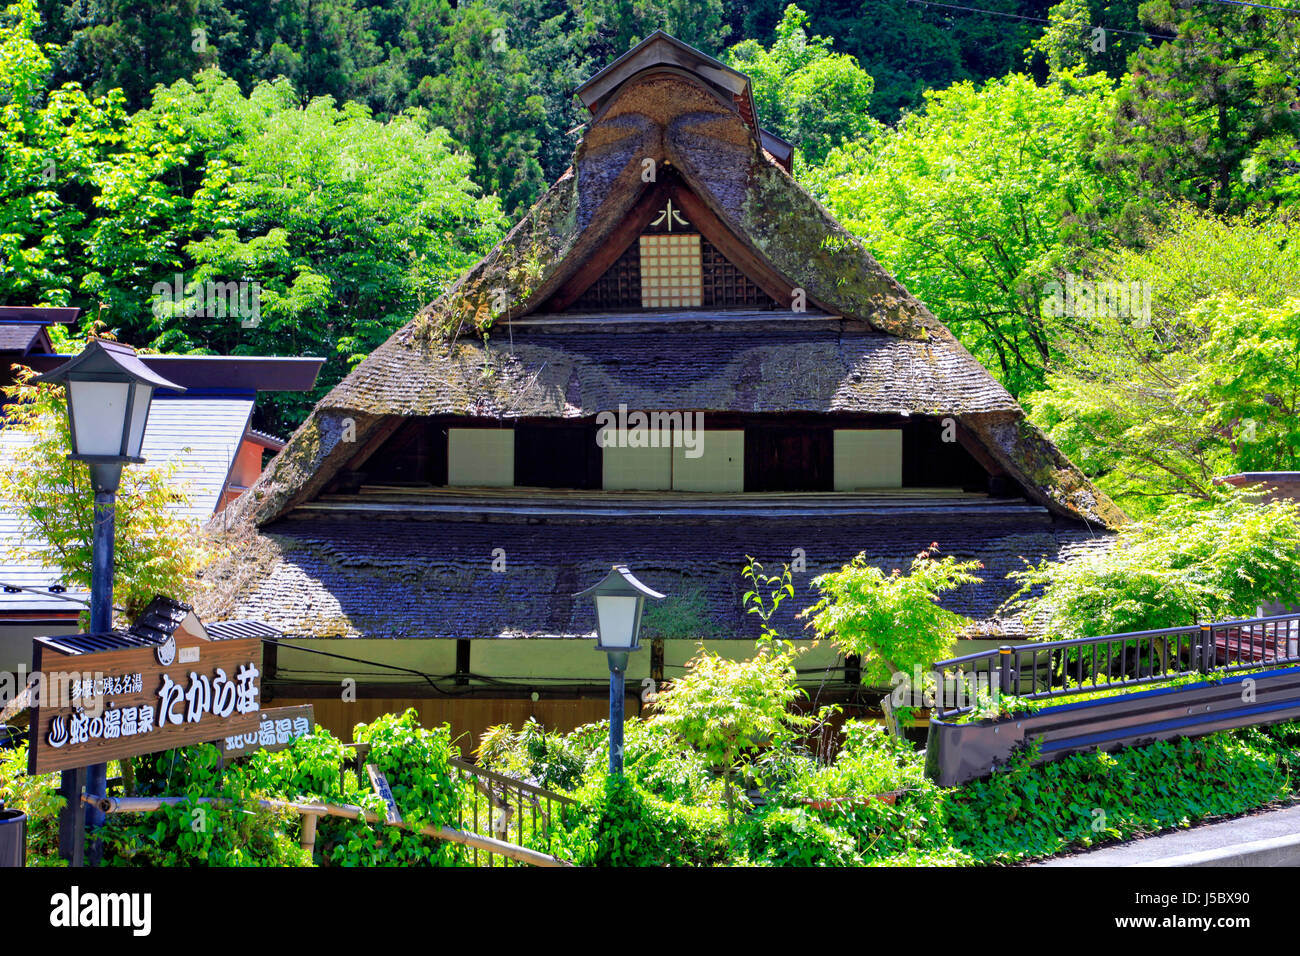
[322,321,1019,419]
[0,324,43,353]
[140,396,255,519]
[1,397,255,612]
[0,429,85,612]
[211,501,1111,642]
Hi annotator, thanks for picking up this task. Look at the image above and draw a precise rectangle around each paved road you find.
[1037,803,1300,866]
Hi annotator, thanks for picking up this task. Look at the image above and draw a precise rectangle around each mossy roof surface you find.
[221,67,1124,535]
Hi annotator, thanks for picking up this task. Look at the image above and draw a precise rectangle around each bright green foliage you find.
[1010,490,1300,639]
[723,5,877,168]
[558,773,730,867]
[98,713,468,867]
[1108,0,1300,214]
[943,729,1297,862]
[779,721,926,802]
[810,71,1135,396]
[0,368,211,624]
[476,716,587,792]
[805,546,983,686]
[740,805,860,866]
[1028,0,1096,79]
[0,2,504,434]
[127,71,505,432]
[0,0,140,307]
[0,743,64,866]
[650,643,809,821]
[1027,207,1300,511]
[1183,296,1300,475]
[345,709,465,866]
[103,744,311,866]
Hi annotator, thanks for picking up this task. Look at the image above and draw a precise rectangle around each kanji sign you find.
[28,615,264,775]
[219,705,314,758]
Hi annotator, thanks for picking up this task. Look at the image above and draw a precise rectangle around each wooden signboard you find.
[28,612,264,775]
[219,705,314,759]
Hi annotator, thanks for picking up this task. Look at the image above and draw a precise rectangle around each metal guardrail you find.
[345,744,575,866]
[932,612,1300,720]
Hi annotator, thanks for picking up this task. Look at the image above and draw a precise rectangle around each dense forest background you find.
[2,0,1299,515]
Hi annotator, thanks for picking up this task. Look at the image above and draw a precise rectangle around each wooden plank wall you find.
[272,695,645,754]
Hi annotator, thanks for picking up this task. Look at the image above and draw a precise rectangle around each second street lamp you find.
[35,340,184,865]
[576,565,664,775]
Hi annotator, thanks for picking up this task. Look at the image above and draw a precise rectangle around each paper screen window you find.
[639,234,702,309]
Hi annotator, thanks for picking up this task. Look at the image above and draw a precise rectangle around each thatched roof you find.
[221,43,1125,532]
[200,497,1110,643]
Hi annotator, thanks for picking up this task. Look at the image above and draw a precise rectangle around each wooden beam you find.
[667,182,805,310]
[543,181,667,312]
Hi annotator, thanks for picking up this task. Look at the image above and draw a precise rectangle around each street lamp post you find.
[576,566,664,774]
[35,340,184,865]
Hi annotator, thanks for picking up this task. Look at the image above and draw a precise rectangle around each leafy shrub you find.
[337,709,465,867]
[805,545,983,687]
[103,744,309,867]
[741,806,861,867]
[239,726,354,803]
[0,743,64,866]
[477,716,586,792]
[780,720,927,803]
[1011,490,1300,638]
[651,644,810,822]
[558,773,729,867]
[942,728,1296,863]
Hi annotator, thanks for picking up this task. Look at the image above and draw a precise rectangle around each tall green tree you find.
[1026,207,1300,512]
[130,71,507,431]
[1108,0,1300,213]
[809,71,1136,396]
[723,4,876,168]
[413,2,545,215]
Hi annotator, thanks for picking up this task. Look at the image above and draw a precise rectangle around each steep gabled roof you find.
[222,38,1125,531]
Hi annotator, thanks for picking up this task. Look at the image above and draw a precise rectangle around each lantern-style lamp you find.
[35,339,184,493]
[576,566,664,774]
[34,339,183,866]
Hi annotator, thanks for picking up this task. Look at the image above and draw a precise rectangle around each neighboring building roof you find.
[19,354,324,392]
[2,397,257,611]
[200,498,1109,642]
[0,307,80,325]
[0,324,47,354]
[139,396,257,519]
[1217,472,1300,501]
[245,428,287,451]
[0,428,86,613]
